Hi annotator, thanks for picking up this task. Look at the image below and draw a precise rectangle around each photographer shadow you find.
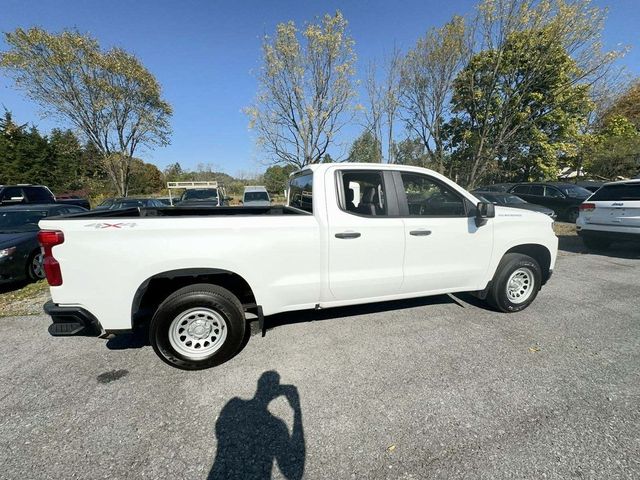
[208,371,305,480]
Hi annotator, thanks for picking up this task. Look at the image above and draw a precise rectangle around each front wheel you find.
[487,253,542,312]
[149,284,246,370]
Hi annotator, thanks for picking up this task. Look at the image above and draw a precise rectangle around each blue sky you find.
[1,0,638,176]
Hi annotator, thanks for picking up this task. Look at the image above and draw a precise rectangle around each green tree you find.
[393,137,430,167]
[246,12,357,167]
[401,16,467,172]
[1,27,172,196]
[348,130,382,163]
[128,159,165,194]
[49,128,85,191]
[263,164,297,193]
[586,116,640,179]
[450,27,592,186]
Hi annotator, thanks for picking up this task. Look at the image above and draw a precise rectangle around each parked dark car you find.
[472,191,556,219]
[0,185,55,206]
[474,183,516,192]
[0,204,86,285]
[94,198,166,210]
[508,183,592,222]
[55,194,91,210]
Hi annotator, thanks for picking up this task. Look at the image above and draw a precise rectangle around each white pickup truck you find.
[39,163,558,370]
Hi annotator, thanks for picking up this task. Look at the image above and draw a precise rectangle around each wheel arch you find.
[503,243,552,284]
[131,268,257,329]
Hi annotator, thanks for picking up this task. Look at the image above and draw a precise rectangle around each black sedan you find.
[473,191,556,219]
[0,204,86,285]
[508,182,592,222]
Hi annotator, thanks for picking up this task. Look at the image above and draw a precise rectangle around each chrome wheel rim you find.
[31,253,45,279]
[168,308,227,360]
[506,267,535,304]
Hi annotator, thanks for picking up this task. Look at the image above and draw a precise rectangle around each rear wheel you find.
[582,236,611,251]
[487,253,542,312]
[27,250,45,281]
[149,284,246,370]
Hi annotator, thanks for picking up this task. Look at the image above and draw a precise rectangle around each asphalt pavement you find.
[1,241,639,479]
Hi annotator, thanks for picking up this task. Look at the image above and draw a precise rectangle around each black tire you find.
[26,250,45,281]
[487,253,542,313]
[582,237,611,251]
[566,207,579,223]
[149,283,246,370]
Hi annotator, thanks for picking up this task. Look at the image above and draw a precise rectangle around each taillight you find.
[37,230,65,286]
[580,203,596,212]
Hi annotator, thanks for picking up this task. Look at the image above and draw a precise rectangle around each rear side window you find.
[288,172,313,212]
[340,170,387,217]
[0,187,24,201]
[24,186,54,202]
[590,184,640,201]
[512,185,530,195]
[529,185,544,196]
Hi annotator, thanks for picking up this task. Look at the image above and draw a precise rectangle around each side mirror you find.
[475,201,495,227]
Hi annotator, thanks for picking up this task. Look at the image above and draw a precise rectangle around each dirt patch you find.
[0,281,50,317]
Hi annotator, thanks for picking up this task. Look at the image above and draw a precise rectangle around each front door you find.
[396,171,493,294]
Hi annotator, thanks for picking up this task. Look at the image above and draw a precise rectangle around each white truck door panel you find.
[397,171,493,293]
[402,217,493,292]
[325,169,404,301]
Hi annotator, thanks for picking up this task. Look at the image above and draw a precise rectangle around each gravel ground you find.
[0,239,639,479]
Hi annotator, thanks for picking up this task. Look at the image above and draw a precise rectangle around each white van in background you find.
[242,186,271,206]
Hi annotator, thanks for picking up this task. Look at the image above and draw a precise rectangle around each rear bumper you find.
[44,300,105,337]
[577,228,640,243]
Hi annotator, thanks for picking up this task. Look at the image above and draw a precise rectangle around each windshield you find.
[244,191,269,202]
[500,194,527,204]
[560,185,592,198]
[590,184,640,201]
[0,210,49,233]
[182,189,219,201]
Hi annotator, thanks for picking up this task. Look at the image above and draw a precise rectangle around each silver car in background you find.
[242,186,271,206]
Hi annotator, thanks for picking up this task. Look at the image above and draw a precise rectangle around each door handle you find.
[409,229,432,236]
[335,231,361,239]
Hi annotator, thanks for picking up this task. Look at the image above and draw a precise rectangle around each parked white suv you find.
[576,179,640,250]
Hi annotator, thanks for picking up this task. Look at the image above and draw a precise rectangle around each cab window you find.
[400,173,465,216]
[340,170,387,216]
[288,172,313,213]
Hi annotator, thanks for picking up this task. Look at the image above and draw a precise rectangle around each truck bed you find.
[60,205,310,218]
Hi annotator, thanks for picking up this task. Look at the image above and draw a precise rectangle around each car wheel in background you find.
[582,237,612,251]
[487,253,542,313]
[149,283,246,370]
[27,250,45,281]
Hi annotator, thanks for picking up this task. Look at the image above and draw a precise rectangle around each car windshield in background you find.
[113,200,144,209]
[182,189,218,201]
[0,210,48,232]
[590,184,640,201]
[501,194,527,204]
[560,185,592,198]
[244,192,269,202]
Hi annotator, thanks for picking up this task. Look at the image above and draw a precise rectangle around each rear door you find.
[326,169,405,301]
[583,183,640,228]
[396,171,493,293]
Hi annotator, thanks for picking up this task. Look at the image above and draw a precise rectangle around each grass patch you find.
[0,280,50,317]
[553,222,576,237]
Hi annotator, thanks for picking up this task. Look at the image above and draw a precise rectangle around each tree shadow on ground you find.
[208,370,305,480]
[557,234,640,260]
